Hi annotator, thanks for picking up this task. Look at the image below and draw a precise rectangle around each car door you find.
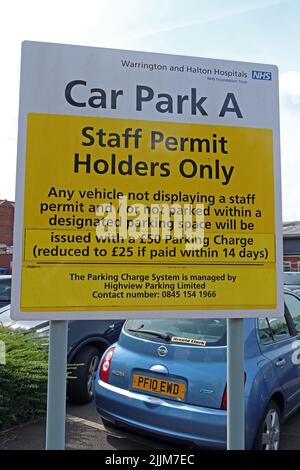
[283,292,300,409]
[258,309,299,417]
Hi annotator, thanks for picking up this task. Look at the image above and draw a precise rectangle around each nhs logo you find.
[251,70,272,80]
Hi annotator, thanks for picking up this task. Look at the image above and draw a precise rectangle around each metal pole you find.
[227,318,245,450]
[46,320,68,450]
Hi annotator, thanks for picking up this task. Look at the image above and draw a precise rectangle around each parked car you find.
[284,272,300,297]
[95,289,300,450]
[0,275,11,308]
[0,304,124,404]
[0,268,9,275]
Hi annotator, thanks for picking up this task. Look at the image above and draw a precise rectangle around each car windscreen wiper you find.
[127,328,171,341]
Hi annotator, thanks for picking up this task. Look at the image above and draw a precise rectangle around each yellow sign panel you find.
[20,112,276,312]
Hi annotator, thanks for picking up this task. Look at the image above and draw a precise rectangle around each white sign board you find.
[12,41,283,320]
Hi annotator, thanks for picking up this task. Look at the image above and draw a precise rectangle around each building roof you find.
[283,221,300,237]
[0,200,14,207]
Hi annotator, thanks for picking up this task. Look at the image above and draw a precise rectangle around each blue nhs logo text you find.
[251,71,272,80]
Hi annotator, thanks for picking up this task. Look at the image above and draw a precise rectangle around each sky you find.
[1,0,300,220]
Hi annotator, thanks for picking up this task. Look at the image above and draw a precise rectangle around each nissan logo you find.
[157,345,168,357]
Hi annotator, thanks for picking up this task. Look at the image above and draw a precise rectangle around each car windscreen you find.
[125,318,226,346]
[0,278,11,301]
[284,273,300,285]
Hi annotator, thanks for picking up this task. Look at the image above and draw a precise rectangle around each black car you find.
[0,304,124,404]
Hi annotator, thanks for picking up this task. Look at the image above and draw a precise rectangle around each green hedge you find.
[0,326,49,430]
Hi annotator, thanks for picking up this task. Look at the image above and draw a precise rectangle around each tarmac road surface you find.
[1,400,300,450]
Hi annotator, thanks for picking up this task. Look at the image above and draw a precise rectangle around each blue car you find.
[95,289,300,450]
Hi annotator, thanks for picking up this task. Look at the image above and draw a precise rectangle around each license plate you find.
[132,373,186,399]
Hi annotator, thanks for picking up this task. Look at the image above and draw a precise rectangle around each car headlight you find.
[9,323,33,331]
[35,326,50,339]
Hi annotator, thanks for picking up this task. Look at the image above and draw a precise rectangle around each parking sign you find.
[12,41,282,320]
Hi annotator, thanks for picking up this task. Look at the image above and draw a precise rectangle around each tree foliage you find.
[0,327,48,430]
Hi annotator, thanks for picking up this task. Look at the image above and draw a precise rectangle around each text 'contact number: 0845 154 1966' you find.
[161,290,217,298]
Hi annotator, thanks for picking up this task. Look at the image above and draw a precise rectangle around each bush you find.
[0,326,49,430]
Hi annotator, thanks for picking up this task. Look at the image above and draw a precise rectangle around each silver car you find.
[0,275,11,308]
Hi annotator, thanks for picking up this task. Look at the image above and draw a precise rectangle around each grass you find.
[0,326,49,430]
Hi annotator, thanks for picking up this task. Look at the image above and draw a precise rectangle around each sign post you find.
[227,318,245,450]
[12,42,282,450]
[46,320,68,450]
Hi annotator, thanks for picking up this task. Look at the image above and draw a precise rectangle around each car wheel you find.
[68,346,101,404]
[254,400,281,450]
